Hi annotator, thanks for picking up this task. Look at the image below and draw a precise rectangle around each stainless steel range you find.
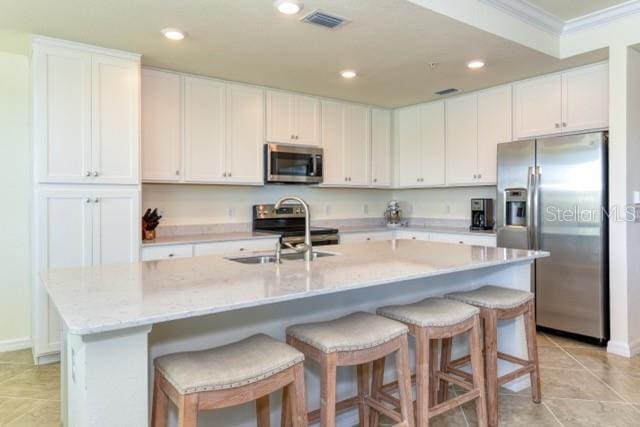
[252,204,339,247]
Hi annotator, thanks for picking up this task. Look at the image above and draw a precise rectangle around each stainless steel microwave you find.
[265,144,323,184]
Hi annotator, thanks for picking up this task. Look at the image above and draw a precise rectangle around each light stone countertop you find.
[141,231,279,247]
[338,224,497,236]
[42,240,547,336]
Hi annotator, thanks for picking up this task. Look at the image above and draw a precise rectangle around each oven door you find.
[266,144,323,184]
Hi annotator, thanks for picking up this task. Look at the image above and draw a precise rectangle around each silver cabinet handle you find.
[345,177,348,182]
[93,171,99,177]
[85,171,91,177]
[417,178,420,182]
[223,172,227,177]
[85,198,91,203]
[478,173,482,179]
[175,170,180,176]
[366,237,371,241]
[94,198,99,203]
[562,122,567,127]
[168,253,174,258]
[295,135,299,140]
[373,178,377,183]
[473,174,477,179]
[555,123,560,128]
[291,134,295,139]
[228,172,231,177]
[239,248,245,252]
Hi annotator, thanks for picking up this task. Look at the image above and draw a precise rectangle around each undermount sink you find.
[227,251,336,264]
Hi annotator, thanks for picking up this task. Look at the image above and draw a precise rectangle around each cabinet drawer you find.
[194,239,278,257]
[141,244,193,261]
[395,230,430,241]
[429,232,496,247]
[339,231,393,243]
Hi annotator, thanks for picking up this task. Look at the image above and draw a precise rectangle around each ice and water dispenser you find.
[504,189,527,227]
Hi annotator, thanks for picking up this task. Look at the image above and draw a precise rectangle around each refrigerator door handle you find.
[526,166,534,249]
[533,166,541,250]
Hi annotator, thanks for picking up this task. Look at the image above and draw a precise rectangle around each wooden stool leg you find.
[395,334,415,427]
[524,299,542,403]
[415,329,431,427]
[290,363,308,427]
[482,309,499,427]
[437,337,452,404]
[429,339,439,408]
[177,394,199,427]
[469,314,488,427]
[369,358,385,427]
[281,384,291,427]
[152,370,169,427]
[256,395,270,427]
[357,363,371,427]
[320,353,338,427]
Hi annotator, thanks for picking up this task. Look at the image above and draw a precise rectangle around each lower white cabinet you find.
[429,232,496,247]
[141,244,193,261]
[339,231,393,243]
[141,238,280,262]
[395,230,430,241]
[341,230,496,247]
[34,187,140,359]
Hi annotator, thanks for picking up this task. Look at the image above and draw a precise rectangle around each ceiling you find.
[0,0,606,107]
[526,0,629,20]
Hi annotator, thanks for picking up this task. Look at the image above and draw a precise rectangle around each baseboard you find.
[502,375,531,393]
[35,352,60,365]
[0,337,31,353]
[607,340,632,357]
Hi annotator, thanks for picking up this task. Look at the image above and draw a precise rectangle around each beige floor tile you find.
[0,350,34,366]
[0,397,41,425]
[565,347,640,376]
[543,333,602,350]
[0,365,34,384]
[463,394,560,426]
[545,398,640,426]
[5,400,61,426]
[537,346,583,370]
[378,408,468,427]
[0,365,60,401]
[592,370,640,404]
[510,368,624,402]
[536,333,557,348]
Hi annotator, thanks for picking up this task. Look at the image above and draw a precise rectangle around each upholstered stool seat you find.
[152,334,308,427]
[155,334,305,394]
[286,311,408,353]
[286,312,415,427]
[377,297,479,327]
[445,285,533,310]
[376,298,488,427]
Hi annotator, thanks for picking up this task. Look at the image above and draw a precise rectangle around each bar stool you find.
[152,334,307,427]
[285,311,414,427]
[445,286,541,427]
[376,297,488,427]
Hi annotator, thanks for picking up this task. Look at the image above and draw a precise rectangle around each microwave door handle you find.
[311,155,317,177]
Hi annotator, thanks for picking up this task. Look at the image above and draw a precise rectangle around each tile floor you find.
[0,332,639,426]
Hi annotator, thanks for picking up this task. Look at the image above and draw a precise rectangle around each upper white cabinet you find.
[371,108,392,187]
[514,62,608,139]
[446,85,512,185]
[33,41,140,184]
[141,69,182,182]
[321,101,371,186]
[266,91,321,145]
[141,69,264,185]
[395,101,445,187]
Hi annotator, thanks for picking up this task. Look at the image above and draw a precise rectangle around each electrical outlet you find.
[228,207,236,218]
[363,204,369,215]
[325,205,331,216]
[445,205,451,214]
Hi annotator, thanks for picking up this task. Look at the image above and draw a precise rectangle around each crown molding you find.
[478,0,564,35]
[564,0,640,34]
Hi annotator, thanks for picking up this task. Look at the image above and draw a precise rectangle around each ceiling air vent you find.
[301,10,350,30]
[434,88,459,96]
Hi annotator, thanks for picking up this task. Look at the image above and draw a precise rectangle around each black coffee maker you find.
[470,199,495,231]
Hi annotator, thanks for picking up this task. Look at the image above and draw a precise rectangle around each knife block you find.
[142,219,156,241]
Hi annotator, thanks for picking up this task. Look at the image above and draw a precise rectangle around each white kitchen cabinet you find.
[266,91,320,145]
[183,76,227,182]
[339,231,394,243]
[429,232,496,247]
[321,101,370,187]
[395,102,445,187]
[477,85,512,184]
[446,94,478,185]
[33,40,140,185]
[514,62,608,139]
[194,238,278,256]
[142,69,183,182]
[395,230,430,241]
[34,187,140,358]
[141,244,194,261]
[562,62,609,134]
[371,108,392,187]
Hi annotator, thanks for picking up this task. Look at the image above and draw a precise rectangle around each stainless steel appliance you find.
[470,199,494,231]
[384,200,403,226]
[253,204,339,246]
[265,144,323,184]
[497,131,608,344]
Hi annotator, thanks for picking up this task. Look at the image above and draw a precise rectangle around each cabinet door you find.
[339,231,393,243]
[266,91,294,143]
[562,63,609,134]
[477,85,512,184]
[141,69,182,181]
[183,76,226,182]
[294,95,321,145]
[92,189,140,264]
[420,101,446,186]
[514,74,562,139]
[34,45,92,183]
[446,94,478,185]
[226,85,264,184]
[321,101,346,185]
[141,244,193,261]
[37,189,93,354]
[395,106,422,187]
[91,54,140,184]
[345,105,371,186]
[371,109,391,187]
[194,238,279,256]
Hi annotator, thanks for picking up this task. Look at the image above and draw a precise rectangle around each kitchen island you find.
[42,239,548,427]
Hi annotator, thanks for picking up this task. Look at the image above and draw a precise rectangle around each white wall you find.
[394,186,496,219]
[0,51,32,351]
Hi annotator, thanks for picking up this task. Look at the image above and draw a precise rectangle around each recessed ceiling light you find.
[340,70,357,79]
[467,60,485,70]
[275,0,303,15]
[161,28,186,41]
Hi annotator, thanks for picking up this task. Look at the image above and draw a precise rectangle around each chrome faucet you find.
[274,196,313,262]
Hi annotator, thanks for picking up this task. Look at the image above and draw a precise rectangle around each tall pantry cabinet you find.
[32,37,141,363]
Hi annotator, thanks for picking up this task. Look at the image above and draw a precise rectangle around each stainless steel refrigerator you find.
[497,132,608,343]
